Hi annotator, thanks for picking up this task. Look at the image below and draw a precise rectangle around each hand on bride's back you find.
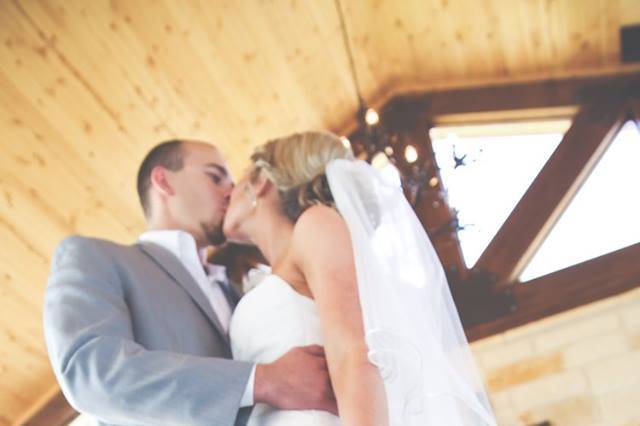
[254,344,338,415]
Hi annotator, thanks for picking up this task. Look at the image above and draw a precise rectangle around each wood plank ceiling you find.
[1,0,639,423]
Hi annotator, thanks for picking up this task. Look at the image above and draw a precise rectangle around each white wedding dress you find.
[230,273,340,426]
[230,159,496,426]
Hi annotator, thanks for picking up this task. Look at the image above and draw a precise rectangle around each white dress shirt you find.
[138,230,256,407]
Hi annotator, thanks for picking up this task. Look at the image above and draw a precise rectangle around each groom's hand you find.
[254,344,338,415]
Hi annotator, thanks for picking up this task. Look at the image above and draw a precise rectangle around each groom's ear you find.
[150,166,175,197]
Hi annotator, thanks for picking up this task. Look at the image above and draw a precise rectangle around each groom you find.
[44,140,336,425]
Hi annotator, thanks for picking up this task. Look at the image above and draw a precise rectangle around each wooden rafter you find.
[466,243,640,342]
[412,126,468,280]
[371,73,640,334]
[379,103,469,280]
[387,71,640,119]
[473,99,629,287]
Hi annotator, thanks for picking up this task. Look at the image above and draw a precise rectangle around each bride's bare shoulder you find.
[291,204,351,258]
[294,204,345,234]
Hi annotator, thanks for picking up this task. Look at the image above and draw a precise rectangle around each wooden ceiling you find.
[1,0,640,423]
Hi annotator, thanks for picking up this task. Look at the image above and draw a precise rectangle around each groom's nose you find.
[222,182,234,202]
[225,181,235,195]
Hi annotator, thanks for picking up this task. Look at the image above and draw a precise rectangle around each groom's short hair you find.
[137,140,185,218]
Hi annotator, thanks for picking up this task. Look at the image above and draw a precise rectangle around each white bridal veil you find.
[326,159,496,426]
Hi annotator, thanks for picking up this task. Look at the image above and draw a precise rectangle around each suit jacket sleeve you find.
[44,236,253,426]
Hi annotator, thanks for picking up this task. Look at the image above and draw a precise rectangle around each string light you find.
[335,0,435,207]
[365,108,379,126]
[404,145,418,163]
[429,176,439,187]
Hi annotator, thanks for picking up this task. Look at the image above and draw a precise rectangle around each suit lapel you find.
[137,242,230,345]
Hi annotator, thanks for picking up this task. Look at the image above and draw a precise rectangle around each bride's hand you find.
[254,345,338,415]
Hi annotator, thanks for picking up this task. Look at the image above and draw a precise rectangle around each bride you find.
[222,131,496,426]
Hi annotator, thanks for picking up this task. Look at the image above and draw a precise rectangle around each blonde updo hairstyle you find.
[250,131,353,222]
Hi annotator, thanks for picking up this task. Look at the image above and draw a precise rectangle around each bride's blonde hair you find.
[250,130,353,222]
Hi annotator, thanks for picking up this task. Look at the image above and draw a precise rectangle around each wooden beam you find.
[19,388,77,426]
[473,99,628,286]
[384,71,640,120]
[413,129,468,279]
[466,243,640,342]
[380,103,469,279]
[416,187,468,279]
[345,75,640,336]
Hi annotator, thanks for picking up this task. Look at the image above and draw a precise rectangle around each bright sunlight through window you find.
[520,120,640,281]
[430,119,570,268]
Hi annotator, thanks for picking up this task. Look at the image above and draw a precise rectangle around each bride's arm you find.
[292,205,388,426]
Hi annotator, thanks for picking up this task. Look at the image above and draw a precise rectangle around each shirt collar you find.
[139,230,227,281]
[203,263,228,283]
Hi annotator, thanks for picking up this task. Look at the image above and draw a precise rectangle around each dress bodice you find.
[229,274,340,425]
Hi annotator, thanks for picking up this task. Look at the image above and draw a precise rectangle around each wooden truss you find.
[365,71,640,342]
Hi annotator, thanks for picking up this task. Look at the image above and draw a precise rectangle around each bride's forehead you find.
[240,164,257,178]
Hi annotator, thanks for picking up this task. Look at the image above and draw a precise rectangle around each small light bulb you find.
[365,108,379,125]
[384,146,394,156]
[340,136,351,149]
[404,145,418,163]
[429,177,439,187]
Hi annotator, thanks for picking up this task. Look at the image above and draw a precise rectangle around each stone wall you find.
[471,287,640,425]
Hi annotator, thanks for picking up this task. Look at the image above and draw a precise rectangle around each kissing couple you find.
[45,131,496,425]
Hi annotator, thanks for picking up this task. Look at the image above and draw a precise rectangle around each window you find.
[430,119,570,268]
[520,120,640,281]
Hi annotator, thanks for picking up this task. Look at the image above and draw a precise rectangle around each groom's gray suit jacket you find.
[44,235,253,426]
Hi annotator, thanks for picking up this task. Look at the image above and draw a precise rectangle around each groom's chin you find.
[203,225,226,246]
[209,235,227,246]
[225,236,254,246]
